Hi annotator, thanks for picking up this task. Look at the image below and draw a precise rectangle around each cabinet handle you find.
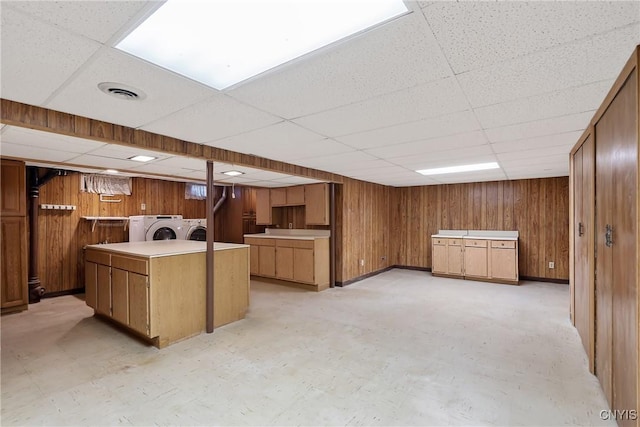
[578,222,584,237]
[605,224,613,247]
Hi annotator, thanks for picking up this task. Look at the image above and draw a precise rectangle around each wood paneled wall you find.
[336,178,391,283]
[389,177,570,280]
[35,172,251,294]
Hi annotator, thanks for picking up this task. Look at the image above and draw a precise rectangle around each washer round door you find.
[188,226,207,241]
[152,226,177,240]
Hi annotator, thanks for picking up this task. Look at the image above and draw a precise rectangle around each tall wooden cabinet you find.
[1,159,28,313]
[570,46,639,427]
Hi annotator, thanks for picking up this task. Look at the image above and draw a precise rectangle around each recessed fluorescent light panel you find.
[416,162,500,176]
[105,169,119,174]
[128,155,156,162]
[117,0,408,90]
[223,170,244,176]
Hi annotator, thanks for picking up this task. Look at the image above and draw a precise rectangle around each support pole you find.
[206,161,215,333]
[330,183,336,288]
[27,167,45,302]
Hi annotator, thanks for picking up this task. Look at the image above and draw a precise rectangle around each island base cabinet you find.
[96,265,111,316]
[85,262,97,309]
[111,269,129,325]
[128,272,150,336]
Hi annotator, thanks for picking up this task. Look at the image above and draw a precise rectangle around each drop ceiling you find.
[1,1,638,186]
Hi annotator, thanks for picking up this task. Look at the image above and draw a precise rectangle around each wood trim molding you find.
[0,99,344,184]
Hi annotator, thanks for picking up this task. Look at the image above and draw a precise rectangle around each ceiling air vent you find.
[98,82,146,101]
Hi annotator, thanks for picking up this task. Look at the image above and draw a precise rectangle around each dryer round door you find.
[187,226,207,241]
[146,221,180,240]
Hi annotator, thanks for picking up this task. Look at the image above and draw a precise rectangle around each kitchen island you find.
[84,240,249,348]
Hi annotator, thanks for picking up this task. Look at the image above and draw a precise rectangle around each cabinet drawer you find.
[491,240,516,249]
[112,255,148,275]
[244,237,276,246]
[448,239,462,246]
[276,239,315,249]
[464,239,487,248]
[433,238,446,246]
[86,250,111,266]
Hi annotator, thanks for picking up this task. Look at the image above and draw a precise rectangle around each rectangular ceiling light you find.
[117,0,408,90]
[416,162,500,176]
[128,155,156,162]
[222,170,244,176]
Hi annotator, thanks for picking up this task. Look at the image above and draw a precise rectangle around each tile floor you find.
[1,269,613,426]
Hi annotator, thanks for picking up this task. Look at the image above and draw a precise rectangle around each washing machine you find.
[182,218,207,241]
[129,215,184,242]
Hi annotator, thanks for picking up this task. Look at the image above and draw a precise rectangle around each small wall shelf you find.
[40,204,76,210]
[82,216,129,232]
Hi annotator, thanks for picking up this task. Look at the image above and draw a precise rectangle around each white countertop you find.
[432,234,466,239]
[244,233,329,241]
[86,240,248,258]
[432,230,518,241]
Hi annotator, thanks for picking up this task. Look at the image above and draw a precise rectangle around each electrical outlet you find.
[141,203,146,211]
[549,261,555,269]
[360,259,365,266]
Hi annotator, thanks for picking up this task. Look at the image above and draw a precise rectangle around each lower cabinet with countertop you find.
[432,230,519,285]
[85,240,250,348]
[244,229,330,291]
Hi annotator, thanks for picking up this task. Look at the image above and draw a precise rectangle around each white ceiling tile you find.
[64,154,151,170]
[3,1,156,43]
[142,95,282,144]
[432,169,508,184]
[0,126,106,153]
[364,131,488,159]
[205,122,351,161]
[293,77,469,137]
[0,141,79,163]
[47,48,215,129]
[424,1,640,73]
[474,80,613,129]
[500,154,569,168]
[292,152,386,173]
[347,166,414,179]
[485,112,593,143]
[491,131,583,155]
[85,144,169,162]
[228,11,452,119]
[458,24,640,108]
[497,145,571,162]
[151,156,207,171]
[270,176,324,185]
[507,170,569,180]
[0,6,102,105]
[335,110,480,150]
[388,146,497,169]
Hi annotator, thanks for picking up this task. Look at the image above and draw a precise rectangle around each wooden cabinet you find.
[244,236,329,291]
[1,217,28,311]
[432,235,518,284]
[1,159,28,313]
[1,159,26,217]
[305,183,330,225]
[256,188,272,225]
[271,186,305,207]
[464,239,488,278]
[128,272,150,336]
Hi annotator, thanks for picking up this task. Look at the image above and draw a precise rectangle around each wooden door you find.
[0,159,26,217]
[276,247,294,280]
[258,246,276,277]
[464,240,488,278]
[305,183,329,225]
[270,188,287,206]
[293,248,315,284]
[573,133,595,372]
[249,245,259,275]
[446,240,463,276]
[85,261,98,309]
[287,186,305,205]
[431,239,447,274]
[111,268,129,325]
[255,189,271,225]
[128,272,150,336]
[96,265,111,316]
[490,245,517,280]
[0,216,28,309]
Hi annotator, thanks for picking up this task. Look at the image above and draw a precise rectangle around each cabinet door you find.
[96,265,111,315]
[464,241,488,277]
[446,242,463,276]
[258,246,276,277]
[305,183,329,225]
[293,248,315,284]
[128,272,150,336]
[249,245,260,275]
[270,188,287,207]
[1,159,26,217]
[276,247,294,280]
[490,247,516,280]
[1,216,28,309]
[432,240,447,273]
[287,186,305,205]
[255,189,272,225]
[111,268,129,325]
[85,261,98,309]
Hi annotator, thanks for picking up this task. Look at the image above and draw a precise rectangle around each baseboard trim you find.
[520,276,569,285]
[392,265,432,272]
[336,266,395,287]
[42,288,84,299]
